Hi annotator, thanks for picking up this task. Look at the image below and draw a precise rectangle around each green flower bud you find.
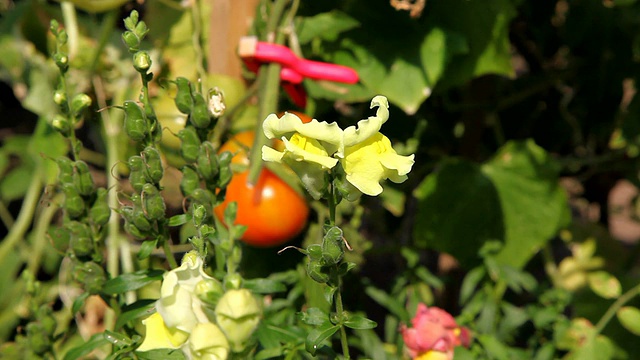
[189,188,214,215]
[184,323,230,360]
[53,88,67,106]
[307,244,323,261]
[174,77,194,114]
[130,195,153,231]
[37,305,57,337]
[322,226,344,266]
[121,31,139,51]
[142,146,163,184]
[178,127,201,163]
[195,278,224,305]
[223,273,243,290]
[216,151,233,189]
[142,183,165,221]
[306,259,330,284]
[180,165,200,196]
[62,184,85,219]
[89,188,110,227]
[70,93,92,117]
[53,53,68,72]
[123,100,149,141]
[73,261,106,294]
[190,92,211,129]
[133,51,151,73]
[73,160,95,197]
[192,203,207,227]
[48,225,71,253]
[215,289,261,352]
[56,157,75,185]
[196,142,219,181]
[128,155,147,192]
[51,115,71,135]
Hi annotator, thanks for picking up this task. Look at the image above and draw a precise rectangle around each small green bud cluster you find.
[52,157,110,293]
[50,20,69,73]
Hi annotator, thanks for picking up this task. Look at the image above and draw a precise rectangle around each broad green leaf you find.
[168,213,190,227]
[135,349,187,360]
[296,10,360,44]
[413,159,504,267]
[617,306,640,336]
[256,321,305,348]
[426,0,516,89]
[243,278,286,294]
[137,239,158,260]
[101,269,164,295]
[255,347,284,360]
[0,163,34,202]
[299,307,330,326]
[72,292,90,315]
[587,271,621,299]
[564,335,617,360]
[115,299,156,330]
[344,313,377,330]
[482,140,570,268]
[305,322,340,355]
[365,285,409,323]
[103,330,133,347]
[63,333,111,360]
[477,334,511,360]
[420,27,469,86]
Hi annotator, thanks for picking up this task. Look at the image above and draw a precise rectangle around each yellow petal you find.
[186,322,230,360]
[340,95,390,156]
[137,312,188,352]
[262,112,343,155]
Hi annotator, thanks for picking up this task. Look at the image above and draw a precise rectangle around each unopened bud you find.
[133,51,152,73]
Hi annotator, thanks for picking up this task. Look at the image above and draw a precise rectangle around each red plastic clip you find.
[239,36,359,108]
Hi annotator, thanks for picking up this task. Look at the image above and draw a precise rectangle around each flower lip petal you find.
[341,95,390,152]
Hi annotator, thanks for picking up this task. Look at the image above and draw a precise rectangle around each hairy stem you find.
[594,282,640,336]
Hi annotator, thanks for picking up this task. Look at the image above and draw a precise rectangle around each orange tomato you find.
[214,169,309,247]
[214,111,313,247]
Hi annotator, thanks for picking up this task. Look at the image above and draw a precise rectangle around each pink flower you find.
[400,304,471,360]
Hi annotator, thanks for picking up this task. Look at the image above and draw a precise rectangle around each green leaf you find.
[72,292,90,315]
[477,334,511,360]
[115,299,156,330]
[413,159,504,267]
[617,306,640,336]
[344,313,377,330]
[587,271,622,299]
[137,239,158,260]
[0,163,33,202]
[426,0,516,88]
[365,285,409,323]
[299,307,330,326]
[482,140,570,268]
[101,269,164,295]
[63,333,111,360]
[243,278,286,294]
[168,213,190,227]
[305,322,340,355]
[255,347,284,360]
[420,27,469,86]
[103,330,133,347]
[135,349,187,360]
[460,267,486,305]
[296,10,360,44]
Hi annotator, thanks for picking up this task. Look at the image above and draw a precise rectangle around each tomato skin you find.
[214,169,309,247]
[218,131,256,166]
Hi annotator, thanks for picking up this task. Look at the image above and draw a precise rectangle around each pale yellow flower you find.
[215,289,261,352]
[339,96,414,197]
[183,322,230,360]
[262,112,343,199]
[137,312,189,352]
[156,252,218,333]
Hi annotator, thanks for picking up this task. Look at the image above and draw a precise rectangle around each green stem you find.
[0,200,15,229]
[190,0,207,83]
[0,167,43,265]
[89,10,118,74]
[27,195,61,274]
[163,239,179,269]
[328,181,336,226]
[594,282,640,336]
[60,1,79,60]
[247,0,290,185]
[334,278,350,359]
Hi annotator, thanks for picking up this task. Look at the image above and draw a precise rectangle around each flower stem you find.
[334,280,350,359]
[594,282,640,336]
[163,238,179,269]
[190,0,207,83]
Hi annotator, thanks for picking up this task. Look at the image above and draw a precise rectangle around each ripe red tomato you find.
[214,169,309,247]
[215,111,313,247]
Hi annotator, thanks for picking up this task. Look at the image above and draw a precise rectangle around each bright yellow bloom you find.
[339,96,414,198]
[415,350,452,360]
[137,312,189,352]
